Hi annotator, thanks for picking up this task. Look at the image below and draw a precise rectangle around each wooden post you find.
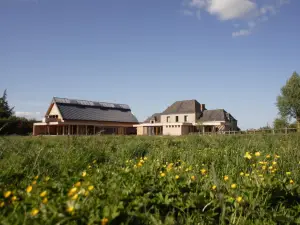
[68,125,70,135]
[93,126,96,135]
[86,125,88,135]
[77,125,79,135]
[272,129,275,135]
[285,127,288,135]
[63,126,65,135]
[47,126,50,135]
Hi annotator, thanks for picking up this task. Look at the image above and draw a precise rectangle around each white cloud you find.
[15,112,42,120]
[183,0,292,37]
[181,9,194,16]
[232,29,251,37]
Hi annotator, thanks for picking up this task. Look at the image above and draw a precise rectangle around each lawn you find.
[1,134,300,225]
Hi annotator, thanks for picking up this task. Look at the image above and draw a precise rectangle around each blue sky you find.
[0,0,299,129]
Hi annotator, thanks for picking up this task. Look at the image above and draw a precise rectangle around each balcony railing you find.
[42,118,62,123]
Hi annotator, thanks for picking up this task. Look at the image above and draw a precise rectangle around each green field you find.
[1,135,300,225]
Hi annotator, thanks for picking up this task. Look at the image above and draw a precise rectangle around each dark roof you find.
[52,97,138,123]
[143,113,161,123]
[161,100,202,115]
[199,109,237,122]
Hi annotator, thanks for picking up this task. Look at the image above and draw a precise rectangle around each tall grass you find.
[1,135,300,224]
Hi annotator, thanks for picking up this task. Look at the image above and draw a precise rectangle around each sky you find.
[0,0,299,130]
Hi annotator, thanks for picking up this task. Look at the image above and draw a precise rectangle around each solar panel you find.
[55,98,71,104]
[77,100,94,106]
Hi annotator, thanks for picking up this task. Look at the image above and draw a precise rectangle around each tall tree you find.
[273,117,289,130]
[276,72,300,130]
[0,89,14,118]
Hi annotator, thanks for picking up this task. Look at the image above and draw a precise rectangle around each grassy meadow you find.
[1,134,300,224]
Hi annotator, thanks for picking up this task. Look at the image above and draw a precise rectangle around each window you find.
[175,116,179,122]
[178,125,181,128]
[166,125,168,128]
[172,125,174,128]
[184,115,188,122]
[167,116,170,123]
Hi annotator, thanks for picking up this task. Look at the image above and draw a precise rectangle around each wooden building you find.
[33,97,139,136]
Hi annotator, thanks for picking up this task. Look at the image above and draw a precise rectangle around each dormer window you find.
[150,120,155,124]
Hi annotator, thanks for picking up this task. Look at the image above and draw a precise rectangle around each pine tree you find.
[0,89,14,118]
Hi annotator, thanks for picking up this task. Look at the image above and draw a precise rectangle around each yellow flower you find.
[84,191,90,196]
[268,166,273,170]
[137,162,143,167]
[255,152,261,157]
[160,173,166,177]
[75,182,81,187]
[262,166,266,170]
[236,196,243,203]
[275,154,280,158]
[231,184,237,189]
[212,185,217,190]
[45,176,50,181]
[82,171,87,177]
[286,172,292,175]
[42,197,48,204]
[40,191,47,197]
[144,157,148,160]
[290,179,294,184]
[175,175,180,180]
[4,191,12,198]
[224,175,229,181]
[11,196,17,201]
[93,160,97,164]
[26,185,33,193]
[88,165,92,169]
[71,194,78,200]
[88,185,94,191]
[200,169,206,175]
[31,208,39,216]
[266,154,271,158]
[245,173,250,177]
[34,175,39,180]
[101,217,109,225]
[0,202,4,208]
[272,161,277,165]
[240,172,244,176]
[67,206,74,213]
[258,174,263,177]
[68,187,77,197]
[244,152,252,160]
[32,181,37,185]
[191,175,196,181]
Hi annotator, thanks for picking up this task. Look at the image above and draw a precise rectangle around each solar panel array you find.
[54,97,130,110]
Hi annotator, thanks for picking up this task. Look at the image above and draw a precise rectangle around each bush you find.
[0,117,36,135]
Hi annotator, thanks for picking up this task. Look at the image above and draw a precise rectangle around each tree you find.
[276,71,300,131]
[0,89,14,118]
[273,117,289,130]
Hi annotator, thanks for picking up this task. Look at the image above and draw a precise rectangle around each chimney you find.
[200,104,206,112]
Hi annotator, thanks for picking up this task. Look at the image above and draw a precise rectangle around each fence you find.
[195,128,298,136]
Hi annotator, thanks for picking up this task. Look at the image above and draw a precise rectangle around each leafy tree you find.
[273,117,289,130]
[0,89,14,118]
[276,72,300,130]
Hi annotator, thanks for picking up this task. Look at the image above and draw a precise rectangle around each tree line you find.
[0,90,37,135]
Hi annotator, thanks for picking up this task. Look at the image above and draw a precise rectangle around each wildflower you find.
[32,181,37,185]
[137,162,143,167]
[26,185,33,193]
[286,172,292,175]
[88,185,94,191]
[255,152,261,157]
[272,161,277,165]
[67,206,74,214]
[45,176,50,181]
[88,165,92,169]
[266,154,271,158]
[68,187,77,197]
[268,166,273,170]
[93,160,97,164]
[175,175,180,180]
[101,217,109,225]
[191,175,196,181]
[212,185,217,190]
[144,157,148,160]
[4,191,12,198]
[290,179,294,184]
[224,175,229,181]
[34,175,39,180]
[31,208,39,216]
[275,154,280,158]
[245,173,250,177]
[258,174,263,177]
[231,184,237,189]
[252,164,256,167]
[11,196,17,201]
[84,191,89,196]
[71,194,78,200]
[236,196,243,203]
[0,202,4,208]
[75,182,81,187]
[262,166,266,170]
[82,171,87,177]
[126,160,129,163]
[42,197,48,204]
[160,173,166,177]
[200,169,206,175]
[244,152,252,160]
[271,169,277,173]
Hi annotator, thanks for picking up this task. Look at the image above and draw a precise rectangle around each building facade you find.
[33,97,139,136]
[134,100,239,136]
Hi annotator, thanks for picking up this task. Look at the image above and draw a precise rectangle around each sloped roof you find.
[51,97,138,123]
[199,109,237,122]
[143,113,161,123]
[161,100,202,115]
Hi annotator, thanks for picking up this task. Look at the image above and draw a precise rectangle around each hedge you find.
[0,117,36,135]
